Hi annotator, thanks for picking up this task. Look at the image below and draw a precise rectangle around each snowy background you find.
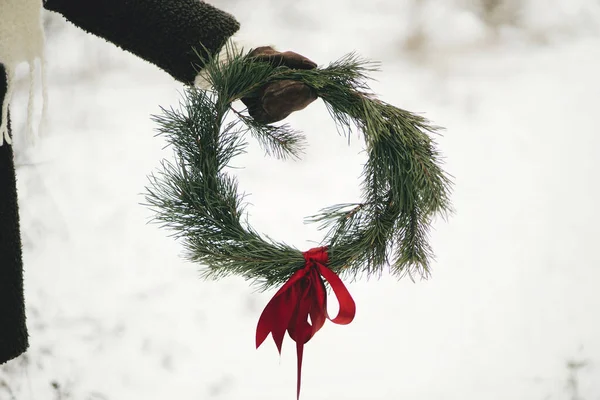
[2,0,600,399]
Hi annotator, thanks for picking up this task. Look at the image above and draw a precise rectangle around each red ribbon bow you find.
[256,246,356,399]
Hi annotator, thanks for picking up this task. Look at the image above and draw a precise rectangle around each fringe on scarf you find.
[0,0,47,147]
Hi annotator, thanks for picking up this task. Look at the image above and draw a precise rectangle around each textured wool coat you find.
[0,0,239,364]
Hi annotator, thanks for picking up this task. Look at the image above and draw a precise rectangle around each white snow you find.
[2,1,599,399]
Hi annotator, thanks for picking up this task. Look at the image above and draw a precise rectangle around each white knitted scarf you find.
[0,0,46,147]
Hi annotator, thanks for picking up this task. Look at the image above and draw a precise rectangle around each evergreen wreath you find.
[144,43,453,399]
[144,44,453,290]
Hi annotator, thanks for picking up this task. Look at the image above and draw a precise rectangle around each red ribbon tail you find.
[296,341,304,400]
[256,269,308,351]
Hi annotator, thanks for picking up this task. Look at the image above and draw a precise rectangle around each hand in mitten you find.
[241,46,318,124]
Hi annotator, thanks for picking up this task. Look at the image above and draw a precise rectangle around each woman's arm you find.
[43,0,319,122]
[43,0,240,84]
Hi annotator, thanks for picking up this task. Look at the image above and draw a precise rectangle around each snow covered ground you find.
[2,0,600,399]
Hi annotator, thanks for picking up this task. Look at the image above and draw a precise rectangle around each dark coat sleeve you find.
[0,64,28,365]
[43,0,241,84]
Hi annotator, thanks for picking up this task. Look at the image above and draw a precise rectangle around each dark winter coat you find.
[0,0,239,364]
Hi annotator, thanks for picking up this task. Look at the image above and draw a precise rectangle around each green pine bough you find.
[144,44,453,290]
